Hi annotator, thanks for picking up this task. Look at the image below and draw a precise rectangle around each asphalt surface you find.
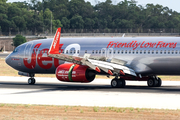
[1,79,180,94]
[0,53,10,58]
[1,77,180,109]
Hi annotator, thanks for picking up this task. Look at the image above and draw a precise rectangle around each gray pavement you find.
[0,76,180,109]
[0,52,10,58]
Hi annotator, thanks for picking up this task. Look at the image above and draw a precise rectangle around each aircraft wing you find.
[48,28,137,77]
[48,53,83,64]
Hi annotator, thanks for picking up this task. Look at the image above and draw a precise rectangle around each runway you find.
[0,53,10,58]
[1,76,180,109]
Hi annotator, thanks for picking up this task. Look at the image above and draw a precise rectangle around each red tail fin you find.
[48,28,61,54]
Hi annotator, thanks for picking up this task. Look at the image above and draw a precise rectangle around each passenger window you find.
[140,50,142,54]
[74,50,76,54]
[121,50,124,54]
[164,50,166,54]
[96,50,98,54]
[77,50,79,54]
[129,50,131,54]
[175,51,178,54]
[132,51,135,54]
[168,50,170,54]
[118,50,120,54]
[125,50,127,54]
[136,50,138,54]
[144,50,146,54]
[85,50,87,53]
[172,50,174,54]
[92,50,94,54]
[103,50,105,54]
[156,51,158,54]
[66,50,68,54]
[148,50,150,54]
[109,50,112,54]
[99,50,101,54]
[152,50,154,54]
[160,50,162,54]
[114,50,116,54]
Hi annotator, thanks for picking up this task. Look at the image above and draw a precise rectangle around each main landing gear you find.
[111,78,126,88]
[110,76,162,88]
[147,77,162,87]
[28,77,36,85]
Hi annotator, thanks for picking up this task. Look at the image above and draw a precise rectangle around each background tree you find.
[61,17,70,29]
[53,19,63,31]
[0,0,180,34]
[70,15,84,29]
[13,34,27,47]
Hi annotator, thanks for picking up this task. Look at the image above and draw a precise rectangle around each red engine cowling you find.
[55,63,96,83]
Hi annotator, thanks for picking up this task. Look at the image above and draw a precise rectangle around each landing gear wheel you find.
[147,78,155,87]
[111,78,126,88]
[111,78,119,88]
[28,78,36,85]
[118,78,126,88]
[156,77,162,87]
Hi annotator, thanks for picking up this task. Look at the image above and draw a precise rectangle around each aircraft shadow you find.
[0,82,180,94]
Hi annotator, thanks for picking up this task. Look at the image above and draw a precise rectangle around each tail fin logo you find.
[53,31,60,49]
[49,28,61,54]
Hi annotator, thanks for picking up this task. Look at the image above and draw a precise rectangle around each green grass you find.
[93,106,99,112]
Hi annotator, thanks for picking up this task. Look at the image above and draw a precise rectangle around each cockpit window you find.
[13,47,19,53]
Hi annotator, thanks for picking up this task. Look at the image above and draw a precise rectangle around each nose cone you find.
[5,53,12,66]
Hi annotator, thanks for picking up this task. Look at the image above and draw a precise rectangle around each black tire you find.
[156,77,162,87]
[119,78,126,88]
[28,78,36,85]
[111,78,119,88]
[147,78,155,87]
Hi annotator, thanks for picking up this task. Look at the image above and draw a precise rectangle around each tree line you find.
[0,0,180,35]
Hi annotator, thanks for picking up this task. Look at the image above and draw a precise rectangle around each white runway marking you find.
[0,76,180,109]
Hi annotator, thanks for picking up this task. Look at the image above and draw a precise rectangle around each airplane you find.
[5,28,180,88]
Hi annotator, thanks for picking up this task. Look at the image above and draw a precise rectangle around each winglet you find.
[48,28,61,54]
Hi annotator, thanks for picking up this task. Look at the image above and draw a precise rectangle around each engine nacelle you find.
[56,63,96,83]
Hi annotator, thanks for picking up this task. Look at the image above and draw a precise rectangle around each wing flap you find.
[88,59,137,76]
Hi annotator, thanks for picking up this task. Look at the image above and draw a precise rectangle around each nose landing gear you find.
[28,78,36,85]
[28,73,36,85]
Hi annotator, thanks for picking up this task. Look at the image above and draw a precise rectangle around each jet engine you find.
[55,63,96,83]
